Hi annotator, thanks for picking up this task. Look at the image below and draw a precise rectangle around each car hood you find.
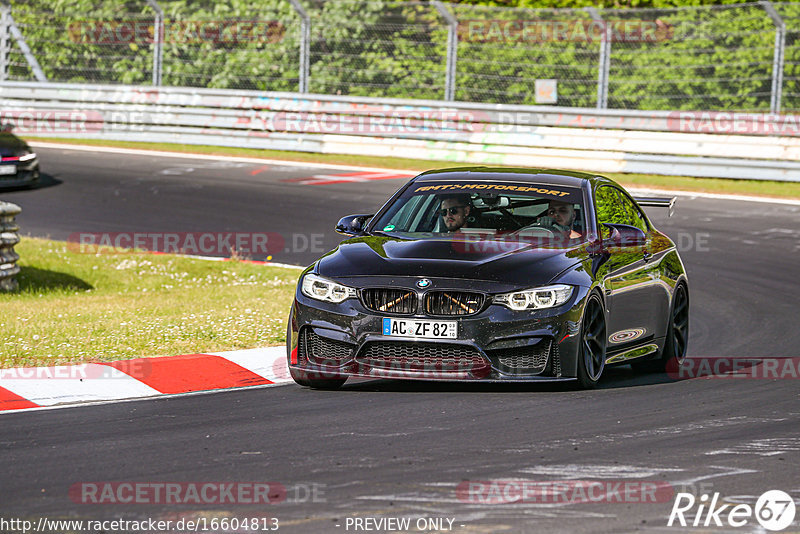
[316,236,585,286]
[0,132,30,156]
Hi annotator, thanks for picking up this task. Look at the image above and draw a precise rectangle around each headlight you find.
[301,273,356,303]
[494,284,573,311]
[18,152,36,162]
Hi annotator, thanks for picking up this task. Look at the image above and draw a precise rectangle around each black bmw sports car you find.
[0,131,40,189]
[287,167,689,389]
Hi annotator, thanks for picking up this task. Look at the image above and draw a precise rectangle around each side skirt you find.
[606,343,659,365]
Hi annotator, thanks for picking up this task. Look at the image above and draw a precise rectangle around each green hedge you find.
[6,0,798,112]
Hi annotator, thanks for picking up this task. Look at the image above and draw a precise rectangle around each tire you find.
[632,283,689,374]
[577,293,607,389]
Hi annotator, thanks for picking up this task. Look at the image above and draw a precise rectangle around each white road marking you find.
[0,364,160,406]
[0,347,297,415]
[518,464,684,479]
[0,381,291,415]
[30,141,800,206]
[208,346,292,383]
[626,187,800,206]
[29,141,420,174]
[669,465,758,487]
[706,437,800,457]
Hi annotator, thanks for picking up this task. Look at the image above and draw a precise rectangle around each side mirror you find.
[601,223,647,247]
[335,214,374,237]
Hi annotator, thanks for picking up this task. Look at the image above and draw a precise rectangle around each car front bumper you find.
[287,276,590,382]
[0,159,40,188]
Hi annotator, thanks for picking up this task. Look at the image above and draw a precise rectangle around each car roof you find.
[413,167,614,189]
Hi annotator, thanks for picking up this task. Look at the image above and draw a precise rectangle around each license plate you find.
[383,318,457,339]
[0,165,16,175]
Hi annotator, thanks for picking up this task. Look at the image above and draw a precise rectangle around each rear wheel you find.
[632,284,689,373]
[577,294,607,389]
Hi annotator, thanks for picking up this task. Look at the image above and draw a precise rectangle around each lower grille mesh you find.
[357,341,488,372]
[489,340,551,374]
[301,328,354,364]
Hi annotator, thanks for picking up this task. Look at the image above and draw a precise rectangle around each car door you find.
[594,185,658,353]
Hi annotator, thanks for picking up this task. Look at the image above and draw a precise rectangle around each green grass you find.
[31,137,800,200]
[0,237,300,368]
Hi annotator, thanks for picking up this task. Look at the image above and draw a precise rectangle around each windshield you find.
[371,180,587,246]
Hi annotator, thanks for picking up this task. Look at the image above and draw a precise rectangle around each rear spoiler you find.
[634,196,676,217]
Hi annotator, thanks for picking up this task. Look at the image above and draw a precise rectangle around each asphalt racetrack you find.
[1,145,799,533]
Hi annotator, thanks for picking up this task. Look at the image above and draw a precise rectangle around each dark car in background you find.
[287,167,689,389]
[0,131,40,188]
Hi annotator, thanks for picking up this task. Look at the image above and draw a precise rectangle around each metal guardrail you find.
[2,1,798,113]
[2,81,800,181]
[0,200,21,292]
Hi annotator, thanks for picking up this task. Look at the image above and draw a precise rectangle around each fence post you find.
[7,13,48,82]
[0,1,10,82]
[760,0,785,114]
[586,7,610,109]
[432,1,458,101]
[288,0,310,93]
[0,201,22,292]
[145,0,164,86]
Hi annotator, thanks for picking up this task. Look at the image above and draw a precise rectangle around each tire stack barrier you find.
[0,201,21,292]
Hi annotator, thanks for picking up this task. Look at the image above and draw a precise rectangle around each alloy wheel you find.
[581,296,607,383]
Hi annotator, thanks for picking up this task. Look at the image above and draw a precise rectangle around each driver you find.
[540,200,581,239]
[439,194,472,232]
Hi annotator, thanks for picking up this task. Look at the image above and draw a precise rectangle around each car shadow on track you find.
[0,173,62,193]
[336,366,680,394]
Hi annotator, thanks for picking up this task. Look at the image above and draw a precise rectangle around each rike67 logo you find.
[668,490,796,531]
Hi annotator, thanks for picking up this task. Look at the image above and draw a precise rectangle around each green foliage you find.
[606,4,778,111]
[457,0,750,8]
[306,0,447,98]
[5,0,797,111]
[0,237,299,367]
[8,0,301,91]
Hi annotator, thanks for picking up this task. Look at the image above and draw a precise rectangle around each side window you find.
[595,186,625,226]
[617,191,649,233]
[595,186,648,235]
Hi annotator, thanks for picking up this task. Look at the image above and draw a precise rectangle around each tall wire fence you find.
[1,0,798,113]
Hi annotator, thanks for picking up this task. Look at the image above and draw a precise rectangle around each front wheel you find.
[577,293,607,389]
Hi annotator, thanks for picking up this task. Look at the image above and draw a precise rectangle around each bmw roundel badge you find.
[416,278,431,289]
